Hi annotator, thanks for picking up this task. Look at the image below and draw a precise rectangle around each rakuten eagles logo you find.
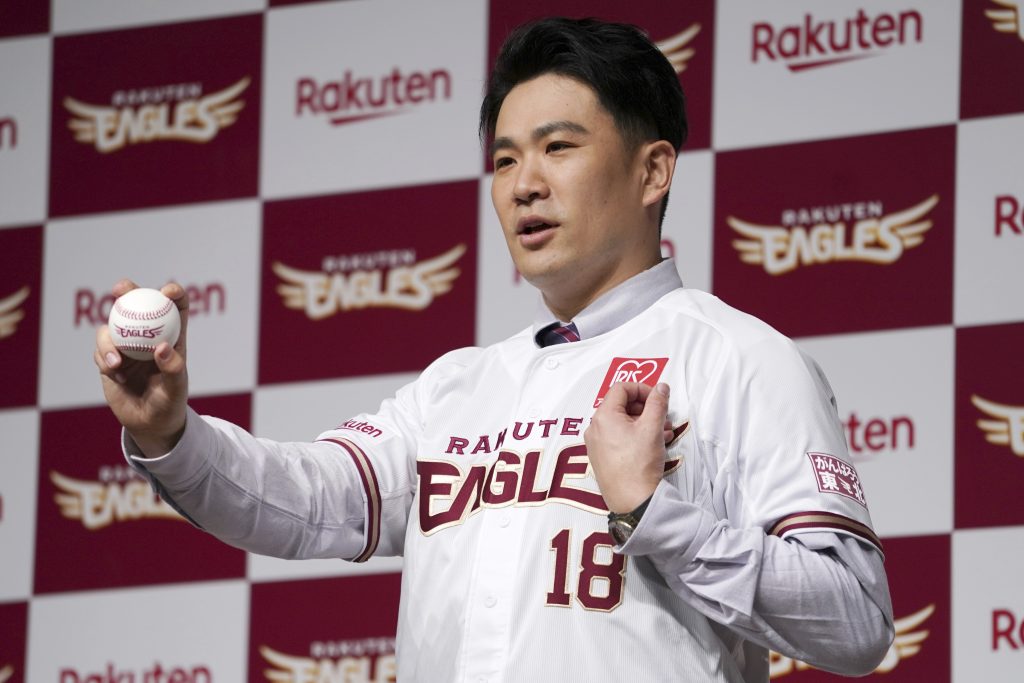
[752,9,924,72]
[51,465,182,530]
[273,244,465,319]
[260,639,396,683]
[64,77,250,153]
[728,195,938,275]
[296,66,452,126]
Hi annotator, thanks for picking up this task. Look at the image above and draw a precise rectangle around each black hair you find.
[480,17,688,225]
[481,17,687,151]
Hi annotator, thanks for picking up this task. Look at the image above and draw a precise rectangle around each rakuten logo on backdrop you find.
[843,412,916,455]
[752,9,923,71]
[72,282,226,328]
[296,68,451,126]
[59,662,211,683]
[995,194,1024,236]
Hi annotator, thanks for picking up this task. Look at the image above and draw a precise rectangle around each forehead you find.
[493,73,615,138]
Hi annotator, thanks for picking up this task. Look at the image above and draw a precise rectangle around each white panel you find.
[714,0,960,149]
[0,36,50,228]
[0,409,39,601]
[40,200,261,408]
[52,0,265,35]
[955,114,1024,326]
[248,373,415,581]
[798,326,954,537]
[953,526,1024,681]
[27,581,248,680]
[262,0,487,199]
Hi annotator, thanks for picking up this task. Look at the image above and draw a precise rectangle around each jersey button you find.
[543,357,559,370]
[484,595,497,608]
[498,512,511,528]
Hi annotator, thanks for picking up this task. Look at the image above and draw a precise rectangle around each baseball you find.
[107,287,181,361]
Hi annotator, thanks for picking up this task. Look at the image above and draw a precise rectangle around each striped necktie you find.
[537,321,580,347]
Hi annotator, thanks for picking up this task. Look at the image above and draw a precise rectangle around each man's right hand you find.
[94,279,190,458]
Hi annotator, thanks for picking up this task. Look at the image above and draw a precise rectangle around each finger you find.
[160,281,189,357]
[640,383,671,428]
[152,341,187,396]
[112,278,139,298]
[95,324,122,371]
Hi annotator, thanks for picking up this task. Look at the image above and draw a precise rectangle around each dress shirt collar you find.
[531,259,683,346]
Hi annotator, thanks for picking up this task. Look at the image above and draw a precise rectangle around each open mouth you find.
[521,222,554,235]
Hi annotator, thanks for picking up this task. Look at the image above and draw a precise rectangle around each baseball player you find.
[96,17,894,683]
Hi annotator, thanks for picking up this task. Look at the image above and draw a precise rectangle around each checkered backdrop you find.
[1,0,1023,680]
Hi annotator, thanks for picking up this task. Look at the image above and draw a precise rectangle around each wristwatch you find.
[607,494,653,545]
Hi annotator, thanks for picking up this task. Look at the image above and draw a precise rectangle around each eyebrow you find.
[489,120,590,157]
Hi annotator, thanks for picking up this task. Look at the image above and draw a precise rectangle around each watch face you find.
[609,519,635,546]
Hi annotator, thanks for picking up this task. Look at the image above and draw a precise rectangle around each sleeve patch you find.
[807,452,867,507]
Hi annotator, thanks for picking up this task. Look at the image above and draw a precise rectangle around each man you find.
[96,17,893,683]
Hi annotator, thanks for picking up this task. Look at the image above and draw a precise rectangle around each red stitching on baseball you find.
[113,298,174,321]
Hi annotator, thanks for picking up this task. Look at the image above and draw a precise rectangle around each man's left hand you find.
[585,382,672,514]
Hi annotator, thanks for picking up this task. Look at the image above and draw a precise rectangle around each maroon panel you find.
[713,125,956,338]
[49,14,262,217]
[0,0,48,38]
[0,225,41,409]
[248,573,402,680]
[33,394,250,594]
[0,602,28,682]
[961,0,1024,120]
[259,180,478,384]
[486,0,714,153]
[955,321,1024,529]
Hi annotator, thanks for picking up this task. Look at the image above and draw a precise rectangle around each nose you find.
[513,155,548,205]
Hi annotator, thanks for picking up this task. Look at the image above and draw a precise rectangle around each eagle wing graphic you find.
[875,603,935,672]
[986,0,1024,40]
[418,243,466,296]
[273,261,334,319]
[50,471,91,520]
[205,76,250,129]
[64,97,109,145]
[260,645,313,683]
[655,24,702,74]
[972,394,1024,454]
[0,285,29,339]
[727,217,787,267]
[887,194,939,249]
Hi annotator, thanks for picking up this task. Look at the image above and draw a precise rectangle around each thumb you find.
[641,383,671,428]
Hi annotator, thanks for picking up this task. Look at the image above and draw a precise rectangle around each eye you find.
[493,156,515,170]
[546,141,571,153]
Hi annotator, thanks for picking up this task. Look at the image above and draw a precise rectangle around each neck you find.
[542,252,662,322]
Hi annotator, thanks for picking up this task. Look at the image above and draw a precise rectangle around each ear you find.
[639,140,676,210]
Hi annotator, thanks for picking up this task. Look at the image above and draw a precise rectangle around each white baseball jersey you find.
[129,262,890,683]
